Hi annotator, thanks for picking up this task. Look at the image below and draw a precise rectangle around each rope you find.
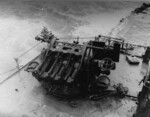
[0,41,41,82]
[0,54,40,85]
[59,36,148,48]
[0,68,17,76]
[17,42,41,58]
[0,65,24,76]
[0,43,41,76]
[59,37,95,40]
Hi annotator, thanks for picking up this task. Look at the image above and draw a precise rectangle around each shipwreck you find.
[24,27,150,116]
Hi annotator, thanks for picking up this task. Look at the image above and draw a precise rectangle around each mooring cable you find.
[17,42,41,58]
[0,55,40,85]
[0,42,41,77]
[0,41,42,84]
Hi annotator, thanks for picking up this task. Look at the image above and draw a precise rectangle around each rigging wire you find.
[0,65,23,76]
[0,55,41,84]
[59,36,147,48]
[0,67,17,76]
[0,42,41,76]
[59,37,95,40]
[17,42,41,58]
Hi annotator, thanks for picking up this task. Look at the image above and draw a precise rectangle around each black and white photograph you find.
[0,0,150,117]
